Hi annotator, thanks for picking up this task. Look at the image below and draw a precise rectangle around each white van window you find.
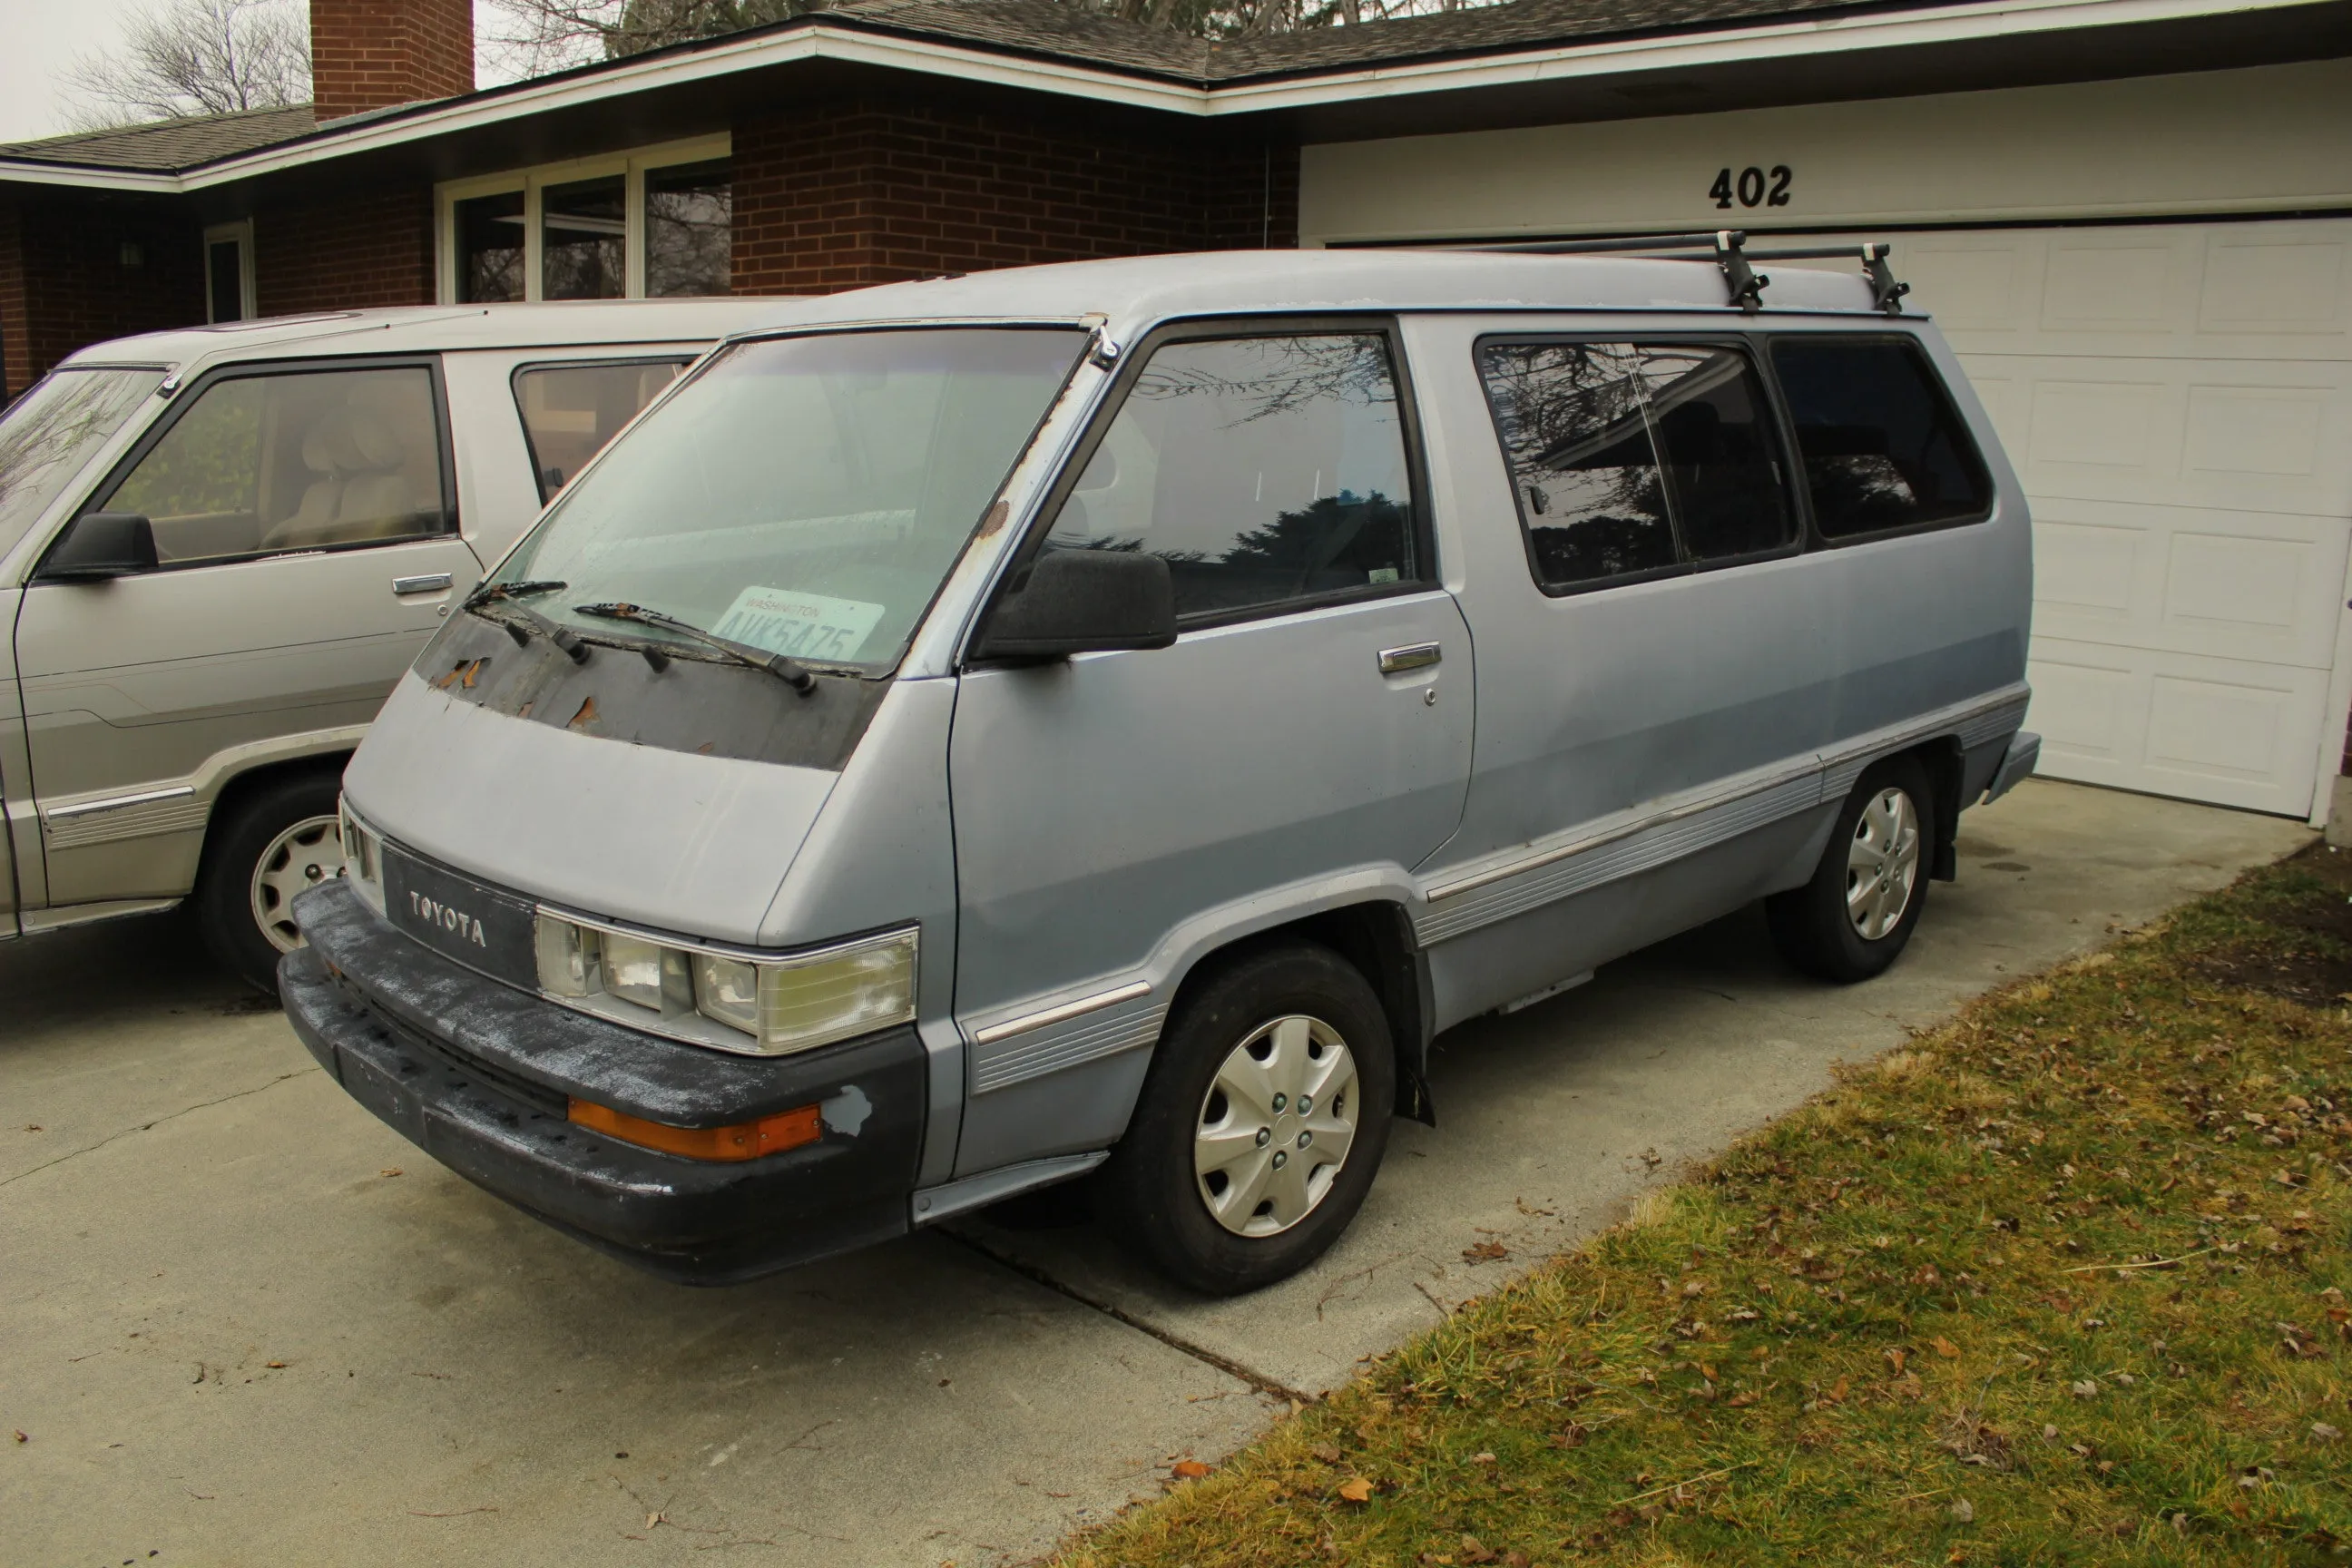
[494,328,1083,671]
[1046,333,1418,622]
[103,366,449,566]
[1770,337,1992,539]
[512,358,688,500]
[1477,341,1794,592]
[0,368,165,558]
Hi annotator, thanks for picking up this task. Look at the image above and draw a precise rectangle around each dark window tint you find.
[1477,341,1793,590]
[1045,334,1417,620]
[455,191,524,304]
[1771,338,1992,538]
[542,175,625,300]
[105,367,447,564]
[645,159,731,298]
[514,358,687,500]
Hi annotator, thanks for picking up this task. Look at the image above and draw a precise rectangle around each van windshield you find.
[494,328,1084,672]
[0,367,166,559]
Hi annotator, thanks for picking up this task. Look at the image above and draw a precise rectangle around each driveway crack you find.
[1,1068,317,1189]
[941,1228,1317,1405]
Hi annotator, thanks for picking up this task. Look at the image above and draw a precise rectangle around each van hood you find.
[344,671,838,945]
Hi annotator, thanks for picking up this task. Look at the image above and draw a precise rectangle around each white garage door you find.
[1901,220,2352,816]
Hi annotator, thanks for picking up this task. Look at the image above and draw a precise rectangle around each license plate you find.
[381,846,540,985]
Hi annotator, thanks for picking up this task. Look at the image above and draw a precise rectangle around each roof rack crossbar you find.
[1459,231,1913,317]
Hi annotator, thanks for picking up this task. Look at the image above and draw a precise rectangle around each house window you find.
[203,220,255,323]
[437,137,731,304]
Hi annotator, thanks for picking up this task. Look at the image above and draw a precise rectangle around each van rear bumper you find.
[280,880,924,1285]
[1984,730,2041,804]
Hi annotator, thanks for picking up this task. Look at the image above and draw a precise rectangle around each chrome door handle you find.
[1378,642,1442,675]
[392,573,454,596]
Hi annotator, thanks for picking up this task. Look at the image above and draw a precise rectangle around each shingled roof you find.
[0,0,1947,176]
[0,104,316,172]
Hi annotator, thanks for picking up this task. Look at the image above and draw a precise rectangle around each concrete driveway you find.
[0,779,2311,1565]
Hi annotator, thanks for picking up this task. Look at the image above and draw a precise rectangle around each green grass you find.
[1055,850,2352,1567]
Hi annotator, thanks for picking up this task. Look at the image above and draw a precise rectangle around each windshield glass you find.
[0,367,166,559]
[496,328,1084,671]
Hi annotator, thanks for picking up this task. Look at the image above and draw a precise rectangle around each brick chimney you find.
[309,0,475,122]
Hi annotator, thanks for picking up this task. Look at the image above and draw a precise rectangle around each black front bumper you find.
[281,880,926,1284]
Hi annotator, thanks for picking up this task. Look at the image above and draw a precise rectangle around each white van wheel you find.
[196,770,347,995]
[1846,786,1922,941]
[1194,1015,1361,1238]
[1102,942,1395,1295]
[250,814,346,953]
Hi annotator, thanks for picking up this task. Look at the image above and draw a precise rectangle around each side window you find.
[1477,340,1794,591]
[104,366,447,566]
[513,358,688,500]
[1044,333,1418,621]
[1769,337,1993,539]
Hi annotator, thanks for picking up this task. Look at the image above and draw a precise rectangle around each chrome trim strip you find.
[20,897,182,935]
[971,979,1152,1047]
[44,784,196,821]
[533,902,916,969]
[1416,683,2032,937]
[911,1152,1109,1226]
[1378,642,1442,674]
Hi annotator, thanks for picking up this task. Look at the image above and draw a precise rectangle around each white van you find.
[287,247,2038,1293]
[0,301,775,985]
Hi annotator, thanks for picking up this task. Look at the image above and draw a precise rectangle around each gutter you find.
[0,0,2332,194]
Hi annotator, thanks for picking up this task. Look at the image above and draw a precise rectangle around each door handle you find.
[392,573,454,596]
[1378,642,1442,675]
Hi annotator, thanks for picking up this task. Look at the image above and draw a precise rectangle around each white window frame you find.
[435,133,731,304]
[202,219,256,322]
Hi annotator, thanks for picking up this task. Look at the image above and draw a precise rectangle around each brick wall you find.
[0,198,203,398]
[732,99,1299,295]
[253,184,436,317]
[309,0,474,122]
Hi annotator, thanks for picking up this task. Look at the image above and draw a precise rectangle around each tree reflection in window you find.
[1045,334,1417,619]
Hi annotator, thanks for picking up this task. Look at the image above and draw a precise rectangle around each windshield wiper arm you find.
[463,580,589,663]
[571,602,818,695]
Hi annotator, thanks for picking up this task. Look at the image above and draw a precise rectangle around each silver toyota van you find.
[0,300,774,987]
[284,247,2039,1294]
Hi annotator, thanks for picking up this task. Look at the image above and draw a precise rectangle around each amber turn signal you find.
[568,1098,823,1161]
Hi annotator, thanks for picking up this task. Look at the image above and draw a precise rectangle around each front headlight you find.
[531,912,917,1057]
[338,799,386,917]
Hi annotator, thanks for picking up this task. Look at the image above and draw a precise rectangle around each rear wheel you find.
[1767,755,1935,984]
[1102,943,1395,1295]
[195,771,346,995]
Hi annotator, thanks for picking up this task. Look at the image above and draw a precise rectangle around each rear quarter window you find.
[1769,337,1993,540]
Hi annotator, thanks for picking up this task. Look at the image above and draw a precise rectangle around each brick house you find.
[3,0,2350,822]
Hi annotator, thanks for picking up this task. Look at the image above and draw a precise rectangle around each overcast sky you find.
[0,0,520,146]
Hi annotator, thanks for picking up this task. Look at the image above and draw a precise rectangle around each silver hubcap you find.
[250,814,345,954]
[1194,1014,1360,1238]
[1847,786,1921,941]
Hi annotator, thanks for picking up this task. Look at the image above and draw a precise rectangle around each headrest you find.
[319,410,404,475]
[301,426,335,474]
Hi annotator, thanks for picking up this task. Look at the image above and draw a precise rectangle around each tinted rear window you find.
[1770,338,1992,539]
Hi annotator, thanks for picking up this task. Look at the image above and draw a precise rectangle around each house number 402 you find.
[1710,165,1792,209]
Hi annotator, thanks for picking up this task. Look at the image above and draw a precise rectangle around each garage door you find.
[1898,220,2352,816]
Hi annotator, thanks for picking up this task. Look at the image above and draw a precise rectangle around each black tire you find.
[1101,942,1396,1296]
[1767,754,1936,984]
[195,769,347,995]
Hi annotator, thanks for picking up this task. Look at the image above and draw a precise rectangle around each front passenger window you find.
[103,366,447,566]
[1044,332,1419,621]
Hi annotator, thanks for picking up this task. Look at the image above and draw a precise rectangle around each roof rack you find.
[1465,230,1912,317]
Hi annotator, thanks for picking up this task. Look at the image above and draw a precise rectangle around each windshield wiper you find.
[463,579,589,663]
[572,602,818,695]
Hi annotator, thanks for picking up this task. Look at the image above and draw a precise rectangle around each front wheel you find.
[1101,943,1395,1295]
[195,771,347,994]
[1767,755,1936,984]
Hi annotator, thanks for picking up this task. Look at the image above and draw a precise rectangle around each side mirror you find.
[975,548,1176,662]
[35,512,158,583]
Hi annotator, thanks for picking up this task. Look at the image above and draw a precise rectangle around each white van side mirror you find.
[35,512,159,583]
[975,549,1177,662]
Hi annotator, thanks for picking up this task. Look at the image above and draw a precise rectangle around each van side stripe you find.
[1414,683,2030,947]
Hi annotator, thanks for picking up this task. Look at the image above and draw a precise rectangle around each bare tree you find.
[60,0,311,130]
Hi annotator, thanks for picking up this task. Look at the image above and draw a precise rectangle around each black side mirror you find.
[975,548,1177,662]
[35,512,158,583]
